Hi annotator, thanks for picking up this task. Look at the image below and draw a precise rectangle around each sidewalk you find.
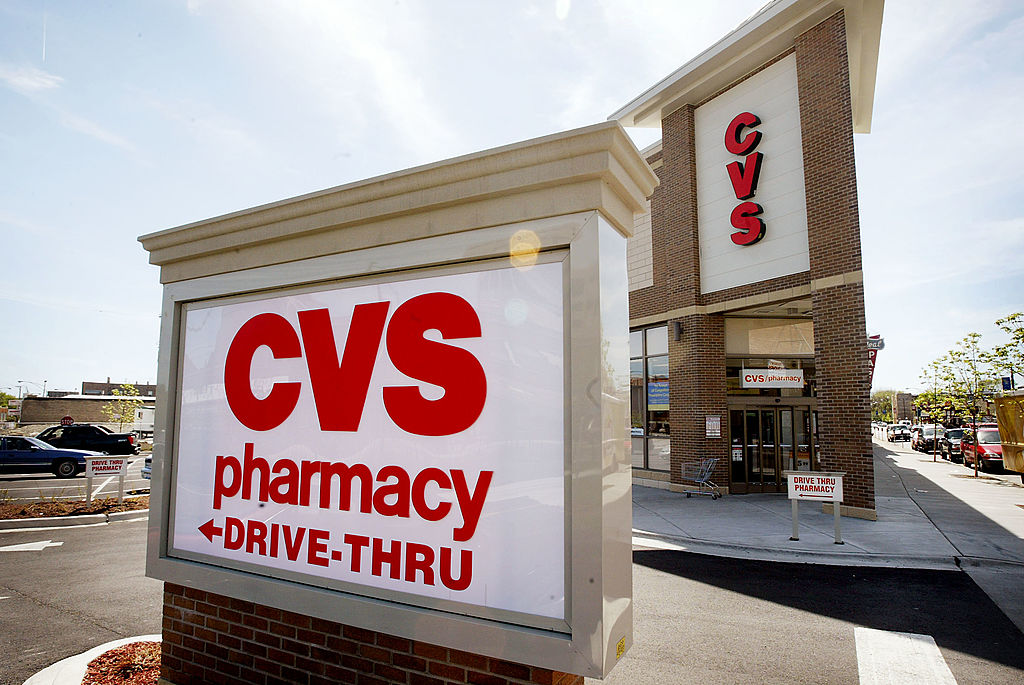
[631,437,1024,631]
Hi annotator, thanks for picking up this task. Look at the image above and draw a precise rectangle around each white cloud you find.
[57,110,138,153]
[0,62,63,93]
[207,0,461,165]
[138,91,265,161]
[555,0,571,22]
[0,61,137,154]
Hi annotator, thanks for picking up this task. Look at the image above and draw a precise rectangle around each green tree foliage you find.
[0,391,12,408]
[871,390,894,422]
[984,312,1023,391]
[101,384,145,431]
[914,359,955,424]
[913,313,1022,426]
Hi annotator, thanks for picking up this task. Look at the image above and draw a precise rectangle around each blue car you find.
[0,435,100,478]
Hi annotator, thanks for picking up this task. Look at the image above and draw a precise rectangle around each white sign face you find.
[172,262,566,622]
[87,457,128,477]
[788,473,843,502]
[740,368,804,389]
[695,53,809,294]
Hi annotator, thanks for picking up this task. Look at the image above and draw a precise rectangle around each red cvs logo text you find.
[224,292,487,436]
[724,111,766,246]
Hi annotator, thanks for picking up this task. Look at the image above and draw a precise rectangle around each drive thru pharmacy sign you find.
[174,265,566,619]
[85,456,128,477]
[787,473,843,502]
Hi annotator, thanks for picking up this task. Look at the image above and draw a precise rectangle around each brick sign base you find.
[160,584,584,685]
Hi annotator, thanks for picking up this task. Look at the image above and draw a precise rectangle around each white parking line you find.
[855,627,956,684]
[0,539,64,552]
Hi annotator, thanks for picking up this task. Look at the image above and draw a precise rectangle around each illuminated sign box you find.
[140,122,658,677]
[741,368,804,389]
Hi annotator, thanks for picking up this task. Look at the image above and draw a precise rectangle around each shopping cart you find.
[681,457,720,499]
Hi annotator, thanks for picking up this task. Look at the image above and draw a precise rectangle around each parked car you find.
[35,423,139,455]
[941,428,965,463]
[0,435,100,478]
[912,425,943,452]
[887,424,911,442]
[962,427,1003,471]
[142,455,152,480]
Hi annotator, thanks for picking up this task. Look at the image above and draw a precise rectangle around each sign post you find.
[784,471,845,544]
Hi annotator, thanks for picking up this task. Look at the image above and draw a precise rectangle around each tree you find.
[870,390,895,422]
[914,358,957,425]
[101,384,145,432]
[0,391,12,408]
[944,334,997,418]
[985,312,1024,391]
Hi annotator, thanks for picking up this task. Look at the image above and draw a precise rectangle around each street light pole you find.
[932,365,938,462]
[967,393,979,478]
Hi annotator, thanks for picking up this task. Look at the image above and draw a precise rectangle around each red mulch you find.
[83,641,160,685]
[0,495,149,520]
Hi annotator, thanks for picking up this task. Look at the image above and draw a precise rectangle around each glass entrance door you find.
[729,407,812,494]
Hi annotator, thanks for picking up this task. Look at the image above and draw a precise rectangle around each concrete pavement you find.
[631,437,1024,633]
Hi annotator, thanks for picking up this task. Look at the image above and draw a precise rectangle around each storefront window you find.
[631,325,670,471]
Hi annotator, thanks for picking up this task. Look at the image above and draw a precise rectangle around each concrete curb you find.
[23,634,161,685]
[955,555,1024,571]
[631,530,961,570]
[0,510,149,531]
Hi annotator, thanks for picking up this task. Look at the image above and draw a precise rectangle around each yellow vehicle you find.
[993,392,1024,478]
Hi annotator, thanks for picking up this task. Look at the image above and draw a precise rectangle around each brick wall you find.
[161,584,583,685]
[19,396,155,426]
[626,199,653,291]
[669,314,729,486]
[796,11,873,510]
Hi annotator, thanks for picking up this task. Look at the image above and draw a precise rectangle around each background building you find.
[82,377,157,397]
[892,392,916,423]
[612,0,883,517]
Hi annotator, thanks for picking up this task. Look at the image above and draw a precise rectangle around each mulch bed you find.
[83,641,160,685]
[0,495,149,520]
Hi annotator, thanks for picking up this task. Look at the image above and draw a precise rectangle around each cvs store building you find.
[612,0,883,517]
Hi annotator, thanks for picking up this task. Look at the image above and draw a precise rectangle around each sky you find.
[0,0,1021,399]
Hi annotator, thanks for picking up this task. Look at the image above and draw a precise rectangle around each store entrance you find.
[728,406,818,494]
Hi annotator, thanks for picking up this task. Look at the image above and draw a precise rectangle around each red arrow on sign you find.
[198,519,223,543]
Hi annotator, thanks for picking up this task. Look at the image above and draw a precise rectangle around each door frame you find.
[727,400,818,494]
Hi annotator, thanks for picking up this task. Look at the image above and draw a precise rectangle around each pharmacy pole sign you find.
[85,455,129,505]
[142,122,652,680]
[787,472,843,502]
[784,471,845,544]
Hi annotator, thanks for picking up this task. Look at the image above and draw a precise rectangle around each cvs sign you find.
[724,111,766,246]
[225,292,486,436]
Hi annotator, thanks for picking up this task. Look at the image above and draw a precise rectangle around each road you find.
[0,517,161,685]
[3,516,1022,685]
[0,454,149,503]
[599,548,1024,684]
